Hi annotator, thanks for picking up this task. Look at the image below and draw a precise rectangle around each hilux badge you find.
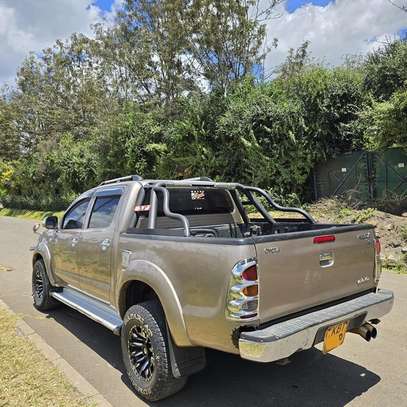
[264,247,280,254]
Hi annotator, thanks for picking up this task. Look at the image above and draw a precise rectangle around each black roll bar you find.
[141,179,315,238]
[229,190,250,225]
[238,185,316,224]
[243,190,276,224]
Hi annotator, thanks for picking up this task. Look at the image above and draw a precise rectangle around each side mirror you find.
[44,216,58,230]
[33,223,41,234]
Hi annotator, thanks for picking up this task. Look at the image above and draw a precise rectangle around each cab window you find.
[62,199,90,229]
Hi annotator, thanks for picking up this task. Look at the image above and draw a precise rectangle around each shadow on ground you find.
[47,305,380,407]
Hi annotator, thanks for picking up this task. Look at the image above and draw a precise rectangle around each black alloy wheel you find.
[121,301,187,401]
[33,265,44,301]
[32,260,60,311]
[128,324,155,380]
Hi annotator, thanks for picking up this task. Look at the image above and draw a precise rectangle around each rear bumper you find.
[239,289,394,362]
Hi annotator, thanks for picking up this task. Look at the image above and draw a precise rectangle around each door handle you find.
[71,237,79,247]
[100,238,111,251]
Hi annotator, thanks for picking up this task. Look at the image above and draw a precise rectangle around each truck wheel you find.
[32,259,60,311]
[121,301,187,401]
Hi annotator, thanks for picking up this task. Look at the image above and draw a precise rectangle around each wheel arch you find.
[32,252,44,266]
[118,261,192,347]
[32,243,57,286]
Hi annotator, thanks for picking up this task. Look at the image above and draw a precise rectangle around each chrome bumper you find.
[239,289,394,363]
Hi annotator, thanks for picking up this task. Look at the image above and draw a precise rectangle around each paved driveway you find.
[0,215,406,406]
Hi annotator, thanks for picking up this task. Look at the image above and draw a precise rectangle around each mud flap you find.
[166,325,206,378]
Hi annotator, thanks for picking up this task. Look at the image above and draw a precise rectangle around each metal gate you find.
[313,148,407,207]
[373,149,407,200]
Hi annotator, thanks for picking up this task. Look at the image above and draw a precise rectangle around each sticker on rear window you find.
[134,205,150,212]
[191,190,205,200]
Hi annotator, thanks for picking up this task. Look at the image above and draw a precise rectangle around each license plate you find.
[323,321,349,353]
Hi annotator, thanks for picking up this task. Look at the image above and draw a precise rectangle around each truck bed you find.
[124,181,379,351]
[125,220,377,325]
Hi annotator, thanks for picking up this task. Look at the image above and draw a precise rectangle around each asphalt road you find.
[0,215,406,407]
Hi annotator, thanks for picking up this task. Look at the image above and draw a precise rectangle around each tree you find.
[92,103,168,181]
[93,0,282,104]
[387,0,407,12]
[277,40,312,79]
[0,160,14,199]
[0,96,21,160]
[183,0,274,93]
[363,40,407,100]
[0,31,121,165]
[358,89,407,150]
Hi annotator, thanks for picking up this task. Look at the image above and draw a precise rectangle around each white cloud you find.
[0,0,115,86]
[263,0,407,76]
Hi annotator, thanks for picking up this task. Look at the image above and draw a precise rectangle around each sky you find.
[264,0,407,76]
[0,0,406,86]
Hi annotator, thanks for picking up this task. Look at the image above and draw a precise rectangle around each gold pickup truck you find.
[31,175,394,401]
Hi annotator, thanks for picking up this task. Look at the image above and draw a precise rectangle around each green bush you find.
[0,161,14,200]
[359,89,407,150]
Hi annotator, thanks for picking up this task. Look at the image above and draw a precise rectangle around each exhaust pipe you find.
[364,322,377,339]
[352,322,377,342]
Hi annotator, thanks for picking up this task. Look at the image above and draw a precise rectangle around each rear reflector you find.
[313,235,335,244]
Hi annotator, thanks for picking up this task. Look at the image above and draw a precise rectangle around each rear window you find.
[141,187,234,215]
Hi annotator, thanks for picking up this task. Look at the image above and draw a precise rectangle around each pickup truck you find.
[31,175,394,401]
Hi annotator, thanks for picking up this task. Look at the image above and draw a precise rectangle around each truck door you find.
[53,198,91,289]
[77,189,123,303]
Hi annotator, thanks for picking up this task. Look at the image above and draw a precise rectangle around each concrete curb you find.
[0,298,112,407]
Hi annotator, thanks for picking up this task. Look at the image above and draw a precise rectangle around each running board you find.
[51,287,123,335]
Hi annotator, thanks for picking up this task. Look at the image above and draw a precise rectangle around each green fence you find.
[313,148,407,210]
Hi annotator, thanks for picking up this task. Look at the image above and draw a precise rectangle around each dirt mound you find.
[307,198,407,272]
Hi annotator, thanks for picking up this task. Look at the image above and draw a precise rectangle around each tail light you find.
[242,265,257,281]
[375,238,381,256]
[226,258,259,320]
[374,237,382,282]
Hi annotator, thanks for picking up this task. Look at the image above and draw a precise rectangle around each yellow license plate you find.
[323,321,349,353]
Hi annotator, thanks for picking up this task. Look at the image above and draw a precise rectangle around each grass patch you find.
[0,208,64,221]
[0,306,92,407]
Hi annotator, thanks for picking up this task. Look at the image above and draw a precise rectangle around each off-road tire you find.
[32,259,60,311]
[121,301,187,401]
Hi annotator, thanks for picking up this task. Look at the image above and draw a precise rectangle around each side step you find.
[51,287,123,335]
